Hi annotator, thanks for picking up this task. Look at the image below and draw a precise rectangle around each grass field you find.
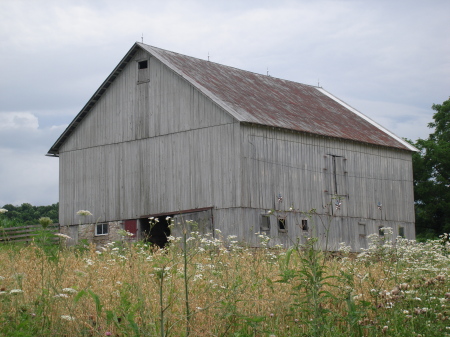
[0,226,449,337]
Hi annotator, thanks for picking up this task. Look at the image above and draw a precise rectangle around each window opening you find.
[260,215,270,234]
[301,219,308,231]
[137,59,150,83]
[138,60,148,69]
[378,226,384,237]
[95,223,108,236]
[278,217,287,233]
[358,223,366,237]
[398,227,405,238]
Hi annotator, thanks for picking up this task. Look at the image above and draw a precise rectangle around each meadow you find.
[0,223,449,337]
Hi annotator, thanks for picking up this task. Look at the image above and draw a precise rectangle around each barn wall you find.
[240,125,414,221]
[211,207,414,252]
[59,49,241,226]
[234,125,415,247]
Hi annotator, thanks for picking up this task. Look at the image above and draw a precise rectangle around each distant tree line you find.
[0,203,58,227]
[410,97,450,240]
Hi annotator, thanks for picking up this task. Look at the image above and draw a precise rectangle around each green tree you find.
[0,203,59,227]
[412,97,450,238]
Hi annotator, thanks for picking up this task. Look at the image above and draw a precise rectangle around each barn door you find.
[124,219,137,238]
[323,154,348,215]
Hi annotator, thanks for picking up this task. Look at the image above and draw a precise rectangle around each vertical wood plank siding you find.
[58,48,415,251]
[59,50,239,226]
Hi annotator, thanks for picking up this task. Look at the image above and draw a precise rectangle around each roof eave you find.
[316,88,419,152]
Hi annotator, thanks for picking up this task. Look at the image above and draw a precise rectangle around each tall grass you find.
[0,227,449,336]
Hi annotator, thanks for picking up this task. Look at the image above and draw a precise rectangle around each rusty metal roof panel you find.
[141,43,415,151]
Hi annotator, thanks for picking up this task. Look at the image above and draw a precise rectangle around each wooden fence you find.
[0,224,60,244]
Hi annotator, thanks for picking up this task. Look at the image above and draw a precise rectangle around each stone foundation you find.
[60,221,128,247]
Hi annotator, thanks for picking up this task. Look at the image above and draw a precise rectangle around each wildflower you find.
[382,326,388,333]
[54,294,69,298]
[62,288,77,294]
[55,233,72,240]
[165,216,171,221]
[105,332,112,336]
[84,259,94,266]
[9,289,23,295]
[0,208,8,214]
[0,291,7,296]
[60,315,76,321]
[0,276,4,280]
[76,210,93,216]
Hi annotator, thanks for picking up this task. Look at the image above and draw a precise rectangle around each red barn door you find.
[124,219,137,238]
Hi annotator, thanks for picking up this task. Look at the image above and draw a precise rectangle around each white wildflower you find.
[84,259,94,266]
[10,289,23,295]
[55,233,72,240]
[54,293,69,298]
[60,315,75,321]
[76,210,92,216]
[62,288,77,294]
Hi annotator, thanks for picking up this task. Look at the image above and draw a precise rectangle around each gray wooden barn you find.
[47,42,417,250]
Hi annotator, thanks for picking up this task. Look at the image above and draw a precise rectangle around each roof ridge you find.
[137,42,318,89]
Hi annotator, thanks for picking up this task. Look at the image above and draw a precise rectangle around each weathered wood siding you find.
[223,125,416,250]
[59,50,241,226]
[58,48,415,251]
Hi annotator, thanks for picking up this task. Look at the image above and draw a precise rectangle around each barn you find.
[47,42,417,250]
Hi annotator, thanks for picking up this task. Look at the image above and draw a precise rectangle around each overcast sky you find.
[0,0,449,207]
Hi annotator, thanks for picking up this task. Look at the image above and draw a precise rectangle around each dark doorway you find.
[140,216,171,248]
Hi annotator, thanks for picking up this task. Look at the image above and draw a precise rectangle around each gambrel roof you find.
[47,42,417,156]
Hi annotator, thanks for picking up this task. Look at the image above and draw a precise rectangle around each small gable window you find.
[137,59,150,83]
[138,60,148,69]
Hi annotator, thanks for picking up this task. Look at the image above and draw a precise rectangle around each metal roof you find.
[47,43,416,156]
